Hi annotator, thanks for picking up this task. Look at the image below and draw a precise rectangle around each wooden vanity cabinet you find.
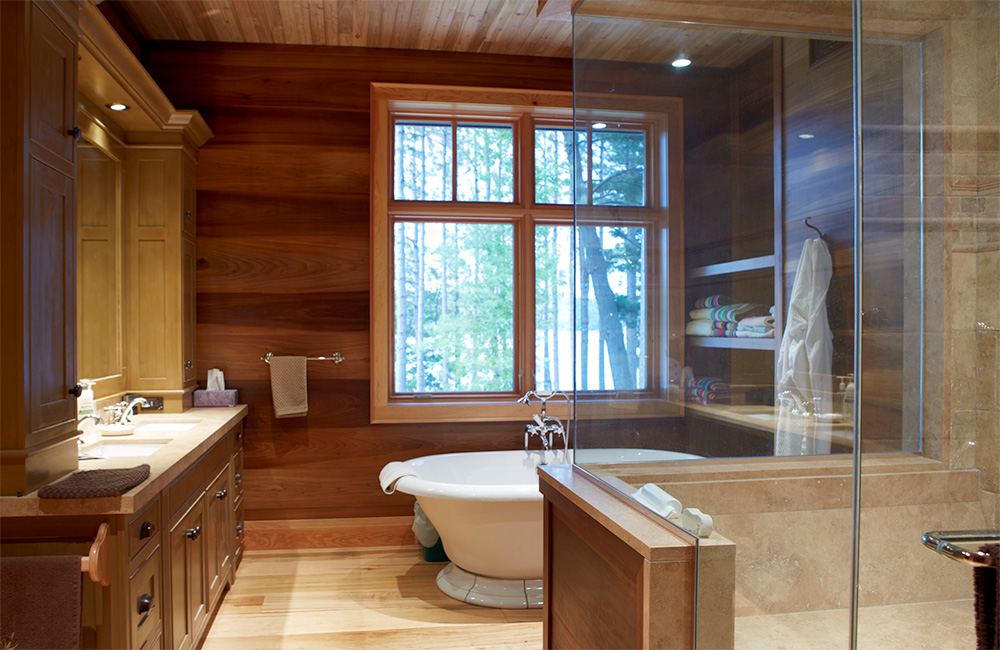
[0,0,81,496]
[0,420,247,650]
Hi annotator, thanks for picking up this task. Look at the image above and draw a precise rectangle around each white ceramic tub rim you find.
[392,448,701,502]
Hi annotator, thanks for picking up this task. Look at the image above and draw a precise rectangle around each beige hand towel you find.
[269,356,308,418]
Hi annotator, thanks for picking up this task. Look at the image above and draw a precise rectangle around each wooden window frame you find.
[371,83,683,424]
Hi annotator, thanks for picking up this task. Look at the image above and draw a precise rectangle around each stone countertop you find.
[0,406,248,518]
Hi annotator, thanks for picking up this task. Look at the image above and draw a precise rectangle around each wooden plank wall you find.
[143,42,571,520]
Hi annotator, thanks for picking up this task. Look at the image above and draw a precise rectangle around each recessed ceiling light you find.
[798,133,816,140]
[106,103,130,111]
[671,58,692,68]
[592,122,607,129]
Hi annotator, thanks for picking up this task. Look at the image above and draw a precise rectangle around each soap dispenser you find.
[77,379,96,418]
[836,376,847,415]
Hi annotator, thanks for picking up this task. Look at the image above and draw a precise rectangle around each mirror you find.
[77,138,126,398]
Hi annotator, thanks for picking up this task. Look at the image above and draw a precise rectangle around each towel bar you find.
[80,522,111,585]
[260,352,344,364]
[922,529,999,568]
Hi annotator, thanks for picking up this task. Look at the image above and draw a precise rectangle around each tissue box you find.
[193,389,238,407]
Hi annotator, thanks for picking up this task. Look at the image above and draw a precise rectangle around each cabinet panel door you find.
[29,2,75,167]
[205,466,232,608]
[169,496,207,650]
[182,238,196,384]
[28,158,76,446]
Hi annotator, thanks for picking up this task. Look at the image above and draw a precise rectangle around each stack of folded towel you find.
[685,295,775,338]
[685,375,733,405]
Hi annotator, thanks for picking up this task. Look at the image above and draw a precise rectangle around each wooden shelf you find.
[689,254,775,279]
[687,336,775,350]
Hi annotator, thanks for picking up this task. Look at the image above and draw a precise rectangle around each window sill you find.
[371,400,570,425]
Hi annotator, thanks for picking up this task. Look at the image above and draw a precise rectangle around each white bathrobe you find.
[775,238,835,456]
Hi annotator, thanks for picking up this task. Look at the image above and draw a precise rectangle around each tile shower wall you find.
[946,3,999,528]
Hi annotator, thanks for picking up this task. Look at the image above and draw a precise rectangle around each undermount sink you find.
[134,422,199,434]
[82,441,169,458]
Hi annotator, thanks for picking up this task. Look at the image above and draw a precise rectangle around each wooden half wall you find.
[142,42,571,520]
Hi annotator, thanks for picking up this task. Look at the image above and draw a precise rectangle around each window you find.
[371,84,679,423]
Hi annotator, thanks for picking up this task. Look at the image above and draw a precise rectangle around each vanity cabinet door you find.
[204,464,232,609]
[28,1,77,170]
[169,495,208,650]
[26,157,77,448]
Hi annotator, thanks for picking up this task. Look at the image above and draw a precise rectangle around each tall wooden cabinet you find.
[1,0,82,495]
[125,145,204,410]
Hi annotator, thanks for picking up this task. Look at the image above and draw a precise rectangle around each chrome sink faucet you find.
[517,390,571,454]
[105,396,151,425]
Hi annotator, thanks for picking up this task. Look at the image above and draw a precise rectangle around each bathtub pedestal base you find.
[436,563,543,609]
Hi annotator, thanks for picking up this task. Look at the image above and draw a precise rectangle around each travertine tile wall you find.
[946,3,999,529]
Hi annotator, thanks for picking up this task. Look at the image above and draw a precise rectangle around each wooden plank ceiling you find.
[111,0,575,58]
[109,0,774,67]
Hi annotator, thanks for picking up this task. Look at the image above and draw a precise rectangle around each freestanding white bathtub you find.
[390,447,701,608]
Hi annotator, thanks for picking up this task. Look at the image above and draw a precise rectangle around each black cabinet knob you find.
[186,526,201,540]
[68,126,82,140]
[235,522,244,536]
[137,594,153,615]
[234,472,242,484]
[216,489,227,500]
[69,384,83,397]
[139,521,155,539]
[237,431,243,442]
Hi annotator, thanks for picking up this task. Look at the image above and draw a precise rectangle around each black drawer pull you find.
[216,489,227,500]
[137,594,153,615]
[234,471,242,483]
[237,431,243,442]
[186,526,201,541]
[235,522,244,536]
[68,126,82,140]
[69,384,83,397]
[139,521,155,539]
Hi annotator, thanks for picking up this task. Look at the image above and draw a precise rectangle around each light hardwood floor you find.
[204,545,544,650]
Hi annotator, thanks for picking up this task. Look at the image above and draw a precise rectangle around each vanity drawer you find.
[129,545,162,650]
[128,497,160,564]
[167,437,229,525]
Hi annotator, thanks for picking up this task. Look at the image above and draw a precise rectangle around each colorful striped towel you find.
[689,303,770,323]
[693,294,730,309]
[686,376,731,393]
[686,320,737,336]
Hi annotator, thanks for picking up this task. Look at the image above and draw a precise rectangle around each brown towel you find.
[975,543,999,650]
[269,355,308,418]
[1,556,81,649]
[37,465,150,499]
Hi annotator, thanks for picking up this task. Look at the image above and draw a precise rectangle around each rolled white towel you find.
[379,461,417,494]
[738,315,775,329]
[632,483,682,518]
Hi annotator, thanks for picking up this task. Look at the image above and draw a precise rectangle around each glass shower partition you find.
[572,1,997,648]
